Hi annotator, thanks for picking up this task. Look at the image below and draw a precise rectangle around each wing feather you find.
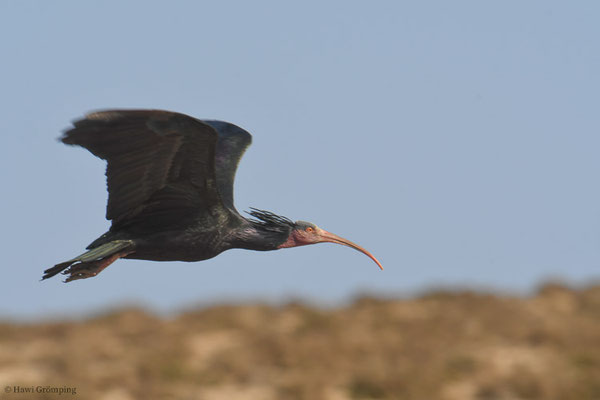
[202,120,252,213]
[62,110,221,229]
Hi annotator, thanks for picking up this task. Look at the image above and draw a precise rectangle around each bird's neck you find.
[229,222,292,252]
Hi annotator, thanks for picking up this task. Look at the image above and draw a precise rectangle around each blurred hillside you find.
[1,283,599,400]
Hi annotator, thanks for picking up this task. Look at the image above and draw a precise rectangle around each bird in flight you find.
[43,110,382,282]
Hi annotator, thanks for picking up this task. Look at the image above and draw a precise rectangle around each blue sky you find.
[1,1,599,319]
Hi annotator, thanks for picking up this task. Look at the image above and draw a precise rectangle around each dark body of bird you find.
[43,110,382,282]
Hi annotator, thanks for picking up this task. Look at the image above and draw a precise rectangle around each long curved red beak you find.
[317,229,383,270]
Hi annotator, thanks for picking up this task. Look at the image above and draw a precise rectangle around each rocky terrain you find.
[1,283,599,400]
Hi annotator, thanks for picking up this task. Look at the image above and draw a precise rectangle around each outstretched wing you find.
[202,120,252,213]
[62,109,249,231]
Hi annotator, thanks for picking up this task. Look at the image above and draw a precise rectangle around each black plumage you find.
[43,110,382,282]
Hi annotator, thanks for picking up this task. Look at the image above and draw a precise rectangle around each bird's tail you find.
[42,240,134,282]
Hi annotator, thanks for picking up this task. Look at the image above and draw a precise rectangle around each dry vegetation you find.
[1,283,600,400]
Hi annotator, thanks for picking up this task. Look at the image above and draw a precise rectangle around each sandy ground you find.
[1,283,599,400]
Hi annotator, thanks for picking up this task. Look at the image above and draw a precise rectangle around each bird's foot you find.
[62,260,106,282]
[61,251,128,282]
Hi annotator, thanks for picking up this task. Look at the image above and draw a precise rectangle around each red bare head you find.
[277,221,383,270]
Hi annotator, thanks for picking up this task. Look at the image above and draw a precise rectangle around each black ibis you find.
[43,110,383,282]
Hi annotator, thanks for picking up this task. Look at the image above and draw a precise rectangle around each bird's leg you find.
[62,250,132,282]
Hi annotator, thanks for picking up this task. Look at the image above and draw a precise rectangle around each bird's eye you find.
[305,227,314,233]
